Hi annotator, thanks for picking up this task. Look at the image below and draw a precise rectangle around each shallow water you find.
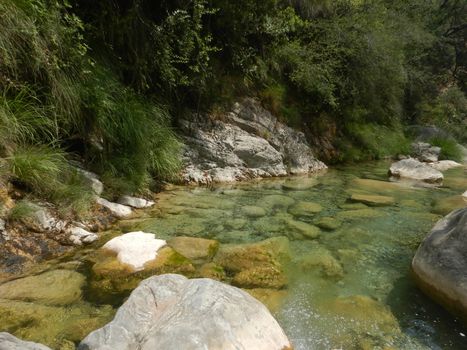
[1,161,467,349]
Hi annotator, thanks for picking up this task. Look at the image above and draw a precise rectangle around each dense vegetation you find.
[0,0,465,214]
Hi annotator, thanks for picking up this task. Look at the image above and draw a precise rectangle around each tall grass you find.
[83,65,182,194]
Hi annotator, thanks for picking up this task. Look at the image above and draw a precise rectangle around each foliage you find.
[8,200,37,222]
[82,65,182,193]
[429,136,462,162]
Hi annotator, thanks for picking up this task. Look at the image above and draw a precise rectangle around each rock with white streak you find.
[389,158,443,184]
[96,198,132,218]
[101,231,167,271]
[0,332,52,350]
[68,226,98,245]
[429,160,462,172]
[117,196,155,209]
[78,274,292,350]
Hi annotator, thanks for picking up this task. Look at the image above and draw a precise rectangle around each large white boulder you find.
[101,231,167,271]
[78,274,292,350]
[389,158,443,184]
[428,160,462,172]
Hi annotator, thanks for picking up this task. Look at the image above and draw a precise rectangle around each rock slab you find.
[389,158,443,184]
[78,274,291,350]
[412,208,467,321]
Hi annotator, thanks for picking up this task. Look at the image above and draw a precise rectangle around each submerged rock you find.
[117,196,155,209]
[260,194,295,209]
[389,158,443,184]
[79,274,292,350]
[0,332,51,350]
[412,208,467,321]
[0,270,85,306]
[349,193,395,207]
[285,219,321,239]
[337,208,386,220]
[298,245,344,278]
[241,205,267,218]
[282,177,318,191]
[288,201,322,217]
[214,237,289,289]
[168,236,219,265]
[314,216,342,231]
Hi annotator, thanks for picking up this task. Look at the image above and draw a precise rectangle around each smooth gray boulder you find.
[79,274,291,350]
[180,98,326,184]
[96,198,132,218]
[389,158,443,184]
[0,333,51,350]
[412,208,467,321]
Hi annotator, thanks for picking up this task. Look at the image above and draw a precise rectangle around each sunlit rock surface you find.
[79,274,292,350]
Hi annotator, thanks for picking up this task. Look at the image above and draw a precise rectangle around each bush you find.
[6,146,94,217]
[429,137,462,162]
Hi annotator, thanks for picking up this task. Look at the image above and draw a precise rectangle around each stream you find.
[1,161,466,349]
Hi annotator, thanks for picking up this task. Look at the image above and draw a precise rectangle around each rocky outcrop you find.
[412,208,467,321]
[0,332,51,350]
[180,98,326,184]
[79,274,292,350]
[389,158,443,184]
[411,142,441,162]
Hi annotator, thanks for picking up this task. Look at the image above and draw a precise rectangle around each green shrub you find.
[429,137,462,162]
[8,200,37,222]
[6,146,94,217]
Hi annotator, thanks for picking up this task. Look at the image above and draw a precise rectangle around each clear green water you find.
[2,161,467,349]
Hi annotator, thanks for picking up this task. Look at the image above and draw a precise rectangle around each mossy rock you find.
[288,201,322,218]
[168,236,219,265]
[259,195,295,209]
[91,247,195,296]
[197,262,226,281]
[337,208,386,220]
[0,270,85,306]
[0,299,114,348]
[232,266,287,289]
[297,245,344,278]
[213,237,290,274]
[349,193,395,207]
[338,202,368,210]
[244,288,288,313]
[314,217,342,231]
[224,218,248,230]
[241,205,267,218]
[285,219,321,239]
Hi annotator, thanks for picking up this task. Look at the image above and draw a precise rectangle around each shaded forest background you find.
[0,0,466,213]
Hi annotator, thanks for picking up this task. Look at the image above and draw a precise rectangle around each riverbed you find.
[1,161,466,349]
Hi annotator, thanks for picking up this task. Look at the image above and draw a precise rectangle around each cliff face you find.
[180,98,327,184]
